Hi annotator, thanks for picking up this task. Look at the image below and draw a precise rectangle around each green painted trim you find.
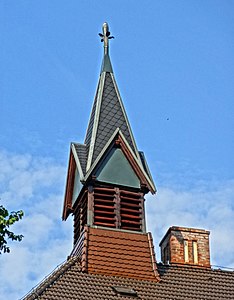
[101,54,113,73]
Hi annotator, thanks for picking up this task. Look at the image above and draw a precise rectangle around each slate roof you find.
[84,82,99,148]
[73,143,87,176]
[22,257,234,300]
[78,68,142,177]
[83,51,145,176]
[91,72,136,164]
[71,42,155,189]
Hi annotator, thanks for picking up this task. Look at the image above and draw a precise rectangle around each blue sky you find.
[1,1,234,298]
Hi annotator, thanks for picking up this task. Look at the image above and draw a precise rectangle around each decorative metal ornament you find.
[98,22,114,55]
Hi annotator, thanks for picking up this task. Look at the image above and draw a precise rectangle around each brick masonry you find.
[159,226,210,268]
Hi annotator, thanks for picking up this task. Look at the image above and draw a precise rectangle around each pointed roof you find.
[85,72,139,168]
[85,22,142,173]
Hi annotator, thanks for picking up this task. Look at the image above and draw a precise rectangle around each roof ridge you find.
[157,263,234,273]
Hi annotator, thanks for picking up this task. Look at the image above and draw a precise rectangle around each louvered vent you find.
[93,187,116,228]
[73,190,88,245]
[120,190,142,231]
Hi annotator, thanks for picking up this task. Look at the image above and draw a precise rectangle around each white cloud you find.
[146,180,234,268]
[0,150,73,299]
[0,150,65,203]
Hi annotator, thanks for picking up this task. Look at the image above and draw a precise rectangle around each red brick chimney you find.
[159,226,211,268]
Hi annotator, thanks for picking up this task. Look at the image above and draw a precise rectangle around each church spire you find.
[63,22,155,230]
[84,22,145,174]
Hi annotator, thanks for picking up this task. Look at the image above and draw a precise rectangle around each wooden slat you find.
[121,214,141,219]
[94,204,115,210]
[93,221,116,227]
[94,192,115,198]
[95,199,114,205]
[121,219,141,225]
[120,207,141,214]
[94,210,115,216]
[94,216,116,221]
[120,195,141,202]
[120,202,140,208]
[120,190,141,197]
[94,199,114,204]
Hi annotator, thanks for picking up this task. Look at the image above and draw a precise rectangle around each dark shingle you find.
[85,82,99,147]
[22,259,234,300]
[73,143,87,176]
[92,73,136,164]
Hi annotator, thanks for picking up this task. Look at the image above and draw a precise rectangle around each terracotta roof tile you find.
[85,227,160,281]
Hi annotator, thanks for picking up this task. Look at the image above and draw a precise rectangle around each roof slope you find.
[68,23,155,188]
[22,259,234,300]
[84,82,99,147]
[91,72,137,164]
[85,71,140,172]
[73,143,87,176]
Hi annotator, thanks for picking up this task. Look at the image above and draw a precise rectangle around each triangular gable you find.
[85,129,156,193]
[95,147,141,189]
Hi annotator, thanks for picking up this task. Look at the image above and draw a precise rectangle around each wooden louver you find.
[73,190,88,245]
[120,190,142,231]
[93,187,116,228]
[93,186,143,232]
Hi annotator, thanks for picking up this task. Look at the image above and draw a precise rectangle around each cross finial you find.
[98,22,114,55]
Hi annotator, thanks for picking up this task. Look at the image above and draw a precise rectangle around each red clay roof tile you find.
[85,227,160,281]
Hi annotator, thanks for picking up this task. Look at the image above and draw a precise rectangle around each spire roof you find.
[62,22,156,222]
[85,22,142,173]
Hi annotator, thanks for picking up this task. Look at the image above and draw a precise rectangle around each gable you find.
[95,147,140,189]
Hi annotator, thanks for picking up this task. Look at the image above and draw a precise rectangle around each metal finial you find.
[98,22,114,55]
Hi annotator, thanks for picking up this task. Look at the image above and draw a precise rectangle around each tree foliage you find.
[0,205,24,254]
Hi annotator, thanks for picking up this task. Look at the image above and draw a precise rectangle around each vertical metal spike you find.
[102,22,109,55]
